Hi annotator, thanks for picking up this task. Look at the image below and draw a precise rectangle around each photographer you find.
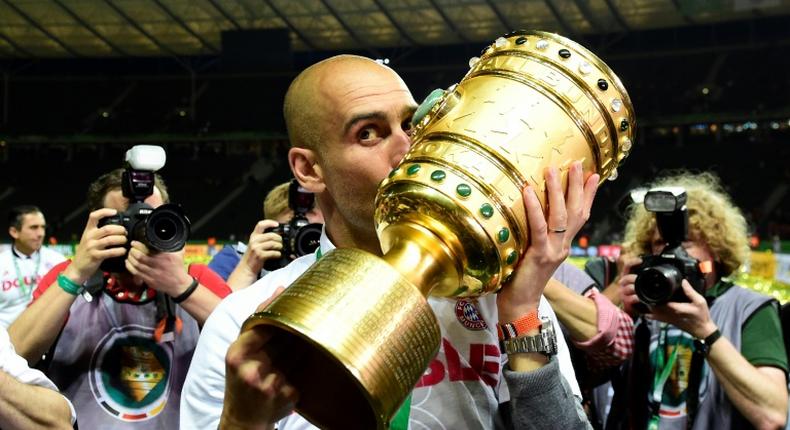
[8,151,231,429]
[208,180,323,291]
[607,172,788,430]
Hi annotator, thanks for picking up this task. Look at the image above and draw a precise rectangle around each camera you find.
[633,187,705,306]
[263,180,322,271]
[98,145,191,273]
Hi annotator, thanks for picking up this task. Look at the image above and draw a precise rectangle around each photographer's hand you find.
[617,257,643,317]
[601,254,641,306]
[126,241,220,325]
[221,287,298,430]
[227,221,283,291]
[63,208,128,284]
[647,280,717,339]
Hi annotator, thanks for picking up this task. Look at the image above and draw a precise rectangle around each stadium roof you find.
[1,0,789,58]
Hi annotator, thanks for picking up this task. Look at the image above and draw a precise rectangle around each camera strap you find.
[153,293,181,343]
[648,323,680,430]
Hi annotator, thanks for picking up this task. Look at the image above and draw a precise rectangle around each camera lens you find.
[635,264,684,306]
[153,217,177,242]
[144,204,191,252]
[293,223,322,256]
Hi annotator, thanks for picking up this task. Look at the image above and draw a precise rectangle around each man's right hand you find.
[63,208,128,284]
[239,220,284,275]
[220,287,298,430]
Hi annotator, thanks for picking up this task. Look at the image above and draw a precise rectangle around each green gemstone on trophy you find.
[407,164,421,176]
[506,251,518,265]
[498,227,510,243]
[430,170,446,182]
[456,183,472,197]
[480,203,494,218]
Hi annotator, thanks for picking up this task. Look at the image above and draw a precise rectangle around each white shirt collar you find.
[12,246,38,260]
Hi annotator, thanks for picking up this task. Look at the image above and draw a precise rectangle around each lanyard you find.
[648,323,680,430]
[11,250,41,298]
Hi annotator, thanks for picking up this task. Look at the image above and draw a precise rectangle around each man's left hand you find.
[497,161,599,321]
[125,240,193,297]
[648,280,718,339]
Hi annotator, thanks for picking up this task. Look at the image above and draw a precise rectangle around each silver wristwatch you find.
[501,318,558,356]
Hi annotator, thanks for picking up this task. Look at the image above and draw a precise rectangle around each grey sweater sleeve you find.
[502,358,592,430]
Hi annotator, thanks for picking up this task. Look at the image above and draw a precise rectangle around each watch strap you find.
[694,328,721,357]
[497,309,541,340]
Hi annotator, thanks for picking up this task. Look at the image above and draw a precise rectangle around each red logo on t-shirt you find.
[455,299,488,330]
[416,338,501,388]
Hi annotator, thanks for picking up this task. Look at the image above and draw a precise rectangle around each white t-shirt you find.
[181,232,581,429]
[0,325,76,424]
[0,246,66,327]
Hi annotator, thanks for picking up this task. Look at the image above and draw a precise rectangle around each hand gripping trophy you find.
[243,30,636,429]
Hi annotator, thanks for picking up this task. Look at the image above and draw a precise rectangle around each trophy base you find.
[243,248,442,429]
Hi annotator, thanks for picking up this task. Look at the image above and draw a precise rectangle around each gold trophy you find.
[242,30,635,429]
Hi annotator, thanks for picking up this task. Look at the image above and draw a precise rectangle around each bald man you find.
[181,55,597,429]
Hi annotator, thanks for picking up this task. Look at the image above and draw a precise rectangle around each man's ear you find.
[8,226,19,241]
[289,147,325,194]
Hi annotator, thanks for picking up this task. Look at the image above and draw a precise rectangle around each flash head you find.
[125,145,166,172]
[644,187,687,213]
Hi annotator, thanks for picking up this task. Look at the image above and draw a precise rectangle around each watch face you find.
[693,340,708,356]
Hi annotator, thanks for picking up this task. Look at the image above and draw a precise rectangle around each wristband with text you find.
[172,277,199,303]
[57,273,83,296]
[497,309,541,341]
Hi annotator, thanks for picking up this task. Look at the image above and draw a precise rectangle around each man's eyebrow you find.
[343,111,387,136]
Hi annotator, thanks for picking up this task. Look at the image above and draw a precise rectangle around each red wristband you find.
[497,310,541,340]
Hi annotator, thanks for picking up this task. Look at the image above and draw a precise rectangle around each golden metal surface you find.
[242,248,441,429]
[242,31,635,429]
[377,30,636,296]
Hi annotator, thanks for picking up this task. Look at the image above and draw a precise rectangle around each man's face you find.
[9,212,46,255]
[316,62,418,234]
[102,187,165,212]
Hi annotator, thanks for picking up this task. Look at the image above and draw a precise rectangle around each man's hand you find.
[125,241,193,297]
[240,220,284,275]
[220,287,298,430]
[616,255,643,316]
[64,208,128,284]
[647,280,717,339]
[497,161,599,321]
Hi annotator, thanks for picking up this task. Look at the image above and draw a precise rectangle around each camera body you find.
[97,146,191,273]
[263,180,322,271]
[633,187,705,306]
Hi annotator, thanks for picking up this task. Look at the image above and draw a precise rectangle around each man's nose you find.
[389,128,412,167]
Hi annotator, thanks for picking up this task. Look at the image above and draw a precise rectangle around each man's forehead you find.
[22,212,45,226]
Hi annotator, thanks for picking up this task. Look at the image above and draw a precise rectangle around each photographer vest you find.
[619,284,776,430]
[46,291,201,430]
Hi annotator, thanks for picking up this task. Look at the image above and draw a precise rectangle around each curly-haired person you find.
[605,171,788,430]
